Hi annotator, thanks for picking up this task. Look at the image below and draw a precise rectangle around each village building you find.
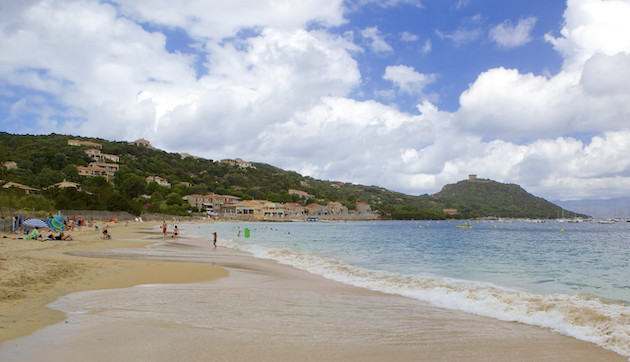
[182,193,240,211]
[305,203,327,215]
[77,165,112,180]
[146,176,170,188]
[356,201,372,214]
[331,182,344,189]
[261,201,285,218]
[68,139,102,149]
[2,161,17,170]
[284,203,306,217]
[129,139,153,148]
[327,201,348,215]
[89,162,118,173]
[222,200,263,217]
[84,149,119,163]
[47,180,81,190]
[288,189,313,200]
[2,182,40,194]
[179,153,199,160]
[220,158,255,169]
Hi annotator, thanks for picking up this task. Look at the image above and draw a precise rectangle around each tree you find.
[116,173,147,199]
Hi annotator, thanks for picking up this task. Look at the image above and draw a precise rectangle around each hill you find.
[433,176,570,219]
[0,132,572,219]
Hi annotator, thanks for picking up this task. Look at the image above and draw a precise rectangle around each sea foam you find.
[222,238,630,358]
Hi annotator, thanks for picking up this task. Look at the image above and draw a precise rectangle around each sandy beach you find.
[0,220,625,361]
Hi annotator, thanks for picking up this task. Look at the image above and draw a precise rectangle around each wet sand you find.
[0,220,626,361]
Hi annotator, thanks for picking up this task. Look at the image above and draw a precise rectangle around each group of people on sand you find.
[161,221,218,248]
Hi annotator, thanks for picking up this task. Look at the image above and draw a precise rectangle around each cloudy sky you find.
[2,0,630,201]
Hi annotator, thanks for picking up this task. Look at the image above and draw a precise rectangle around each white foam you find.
[225,240,630,358]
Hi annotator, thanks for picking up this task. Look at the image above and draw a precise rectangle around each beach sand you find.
[0,220,626,361]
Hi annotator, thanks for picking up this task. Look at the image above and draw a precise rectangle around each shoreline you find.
[0,220,227,343]
[0,220,626,361]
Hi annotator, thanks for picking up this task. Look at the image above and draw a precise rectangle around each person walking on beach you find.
[212,232,217,248]
[173,225,179,242]
[162,221,167,238]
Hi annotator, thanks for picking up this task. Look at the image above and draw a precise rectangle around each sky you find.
[1,0,630,201]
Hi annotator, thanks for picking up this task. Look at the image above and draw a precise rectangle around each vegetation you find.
[0,132,573,219]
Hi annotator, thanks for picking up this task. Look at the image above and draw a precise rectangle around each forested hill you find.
[434,178,574,219]
[0,132,573,219]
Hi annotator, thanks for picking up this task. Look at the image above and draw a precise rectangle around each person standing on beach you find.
[162,221,167,238]
[173,225,179,242]
[212,232,217,248]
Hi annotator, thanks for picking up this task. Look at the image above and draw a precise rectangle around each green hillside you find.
[0,132,573,219]
[434,177,569,219]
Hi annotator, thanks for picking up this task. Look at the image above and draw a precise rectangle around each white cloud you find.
[112,0,346,40]
[361,26,394,53]
[383,65,436,95]
[545,0,630,71]
[455,0,470,10]
[421,39,432,54]
[435,14,483,46]
[3,0,630,202]
[400,31,418,42]
[489,16,537,49]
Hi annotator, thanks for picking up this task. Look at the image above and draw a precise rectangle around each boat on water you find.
[456,225,472,229]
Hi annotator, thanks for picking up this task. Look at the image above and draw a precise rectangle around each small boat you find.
[456,225,472,229]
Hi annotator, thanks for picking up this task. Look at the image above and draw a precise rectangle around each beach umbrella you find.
[46,217,65,232]
[23,218,48,228]
[53,215,65,222]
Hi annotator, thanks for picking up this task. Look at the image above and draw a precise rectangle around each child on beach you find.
[162,221,167,238]
[212,232,217,248]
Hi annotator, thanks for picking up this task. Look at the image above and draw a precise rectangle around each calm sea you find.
[189,220,630,357]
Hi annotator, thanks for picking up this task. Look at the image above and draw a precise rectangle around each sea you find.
[188,219,630,357]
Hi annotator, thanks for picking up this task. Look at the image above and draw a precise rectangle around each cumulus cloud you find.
[489,16,537,48]
[361,26,394,53]
[383,65,436,95]
[2,0,630,201]
[111,0,346,40]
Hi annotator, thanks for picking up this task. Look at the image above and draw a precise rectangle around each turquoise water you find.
[187,220,630,357]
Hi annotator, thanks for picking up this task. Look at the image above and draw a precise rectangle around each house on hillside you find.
[356,202,372,214]
[288,189,313,200]
[331,182,344,189]
[2,161,17,170]
[85,149,120,163]
[2,182,40,194]
[129,139,153,149]
[146,176,170,188]
[235,158,255,169]
[76,165,114,180]
[47,180,81,190]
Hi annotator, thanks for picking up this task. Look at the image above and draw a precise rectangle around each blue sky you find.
[2,0,630,201]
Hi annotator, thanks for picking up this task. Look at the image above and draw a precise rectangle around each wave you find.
[222,238,630,358]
